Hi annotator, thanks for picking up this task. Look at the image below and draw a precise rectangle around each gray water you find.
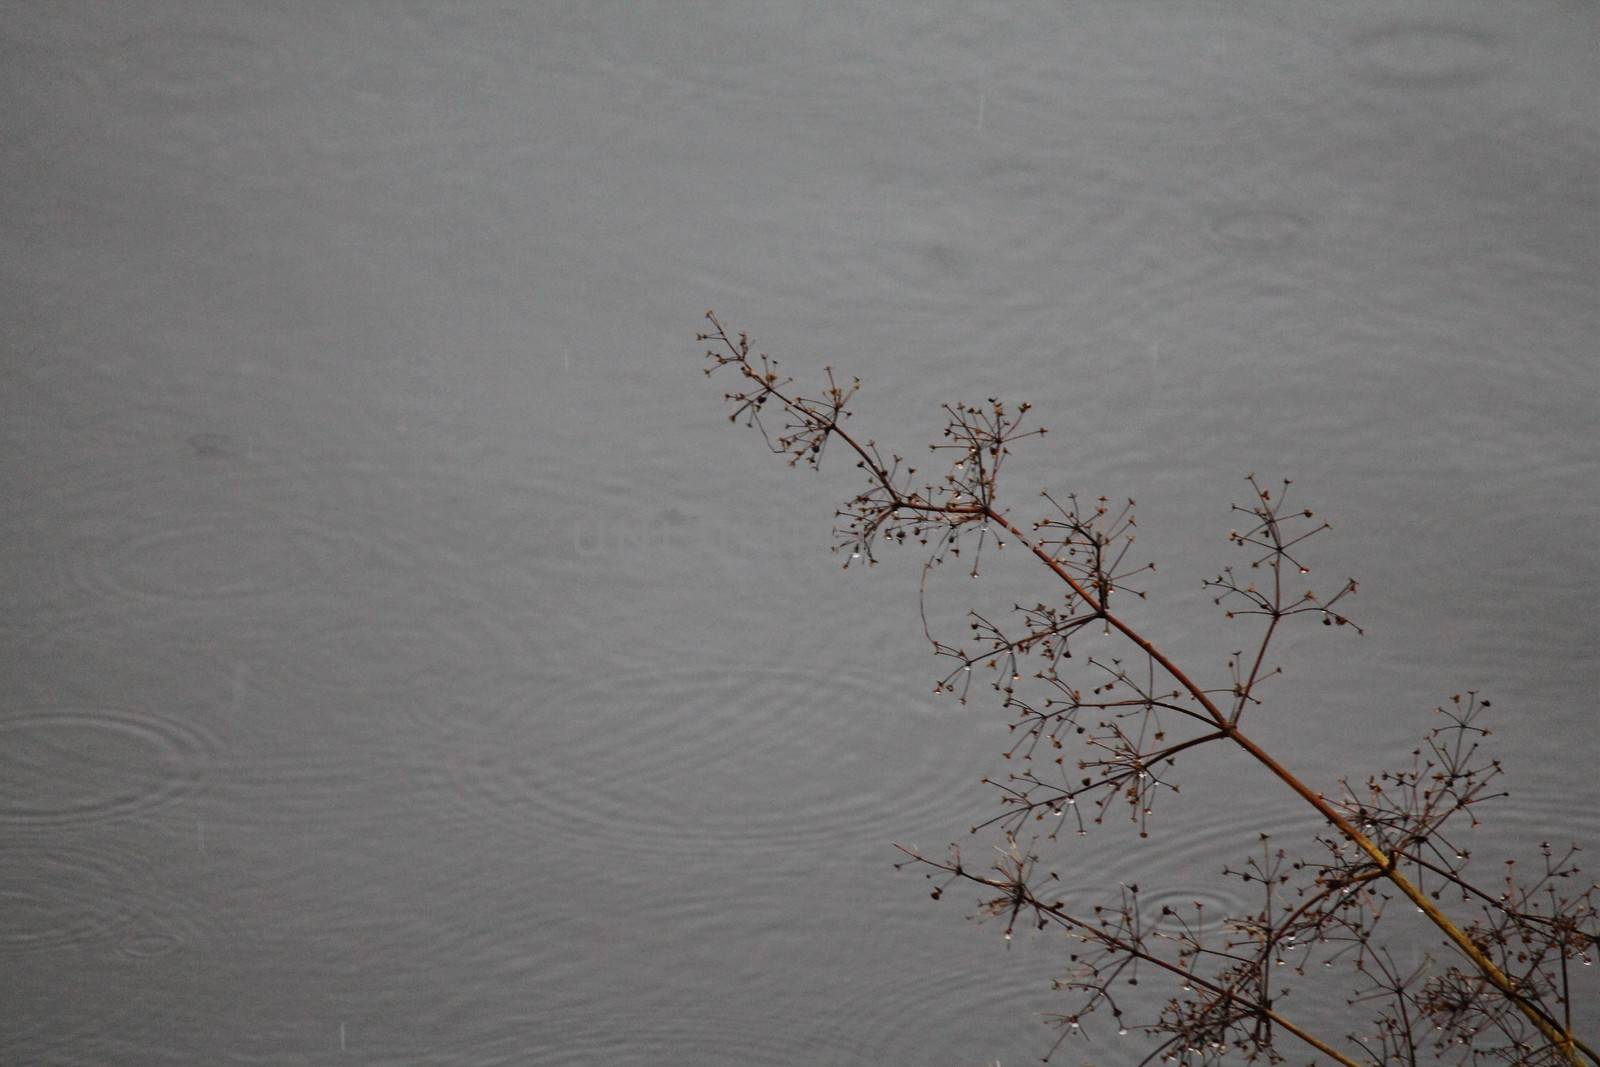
[3,3,1597,1064]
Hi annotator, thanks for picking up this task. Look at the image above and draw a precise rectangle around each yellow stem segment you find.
[984,508,1589,1065]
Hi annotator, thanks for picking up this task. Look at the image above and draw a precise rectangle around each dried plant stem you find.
[700,312,1595,1065]
[914,844,1371,1067]
[984,505,1590,1064]
[1237,729,1587,1063]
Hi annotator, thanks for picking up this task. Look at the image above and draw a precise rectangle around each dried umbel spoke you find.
[1034,492,1153,615]
[700,313,1597,1065]
[975,652,1214,841]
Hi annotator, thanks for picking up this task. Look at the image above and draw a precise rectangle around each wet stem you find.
[963,490,1587,1066]
[699,313,1594,1066]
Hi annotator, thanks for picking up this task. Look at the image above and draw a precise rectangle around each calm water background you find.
[3,2,1596,1064]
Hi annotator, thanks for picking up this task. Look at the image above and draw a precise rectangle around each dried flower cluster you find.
[700,313,1597,1065]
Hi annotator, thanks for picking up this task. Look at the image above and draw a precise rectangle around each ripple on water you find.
[420,660,974,861]
[239,592,541,720]
[200,751,385,834]
[78,505,365,605]
[1205,206,1314,252]
[1137,884,1250,939]
[827,959,1062,1064]
[1098,801,1338,931]
[1432,781,1600,864]
[521,1006,863,1067]
[95,29,286,107]
[1347,23,1503,88]
[112,929,186,960]
[35,441,404,609]
[0,705,217,831]
[0,839,142,953]
[104,873,230,965]
[184,432,238,459]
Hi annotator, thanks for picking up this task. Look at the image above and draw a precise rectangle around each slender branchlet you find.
[699,313,1597,1065]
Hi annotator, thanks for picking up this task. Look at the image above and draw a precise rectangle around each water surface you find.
[3,2,1596,1063]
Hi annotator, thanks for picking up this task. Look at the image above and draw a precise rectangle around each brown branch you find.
[700,312,1594,1064]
